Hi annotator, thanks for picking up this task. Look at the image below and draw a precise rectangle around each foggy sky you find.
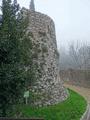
[0,0,90,49]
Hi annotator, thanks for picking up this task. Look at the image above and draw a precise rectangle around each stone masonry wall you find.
[22,8,67,106]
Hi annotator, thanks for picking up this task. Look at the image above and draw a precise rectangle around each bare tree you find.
[69,41,90,70]
[59,41,90,70]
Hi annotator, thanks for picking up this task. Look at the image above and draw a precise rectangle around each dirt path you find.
[64,84,90,120]
[64,84,90,103]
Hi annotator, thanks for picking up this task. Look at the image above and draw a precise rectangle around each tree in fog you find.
[59,41,90,70]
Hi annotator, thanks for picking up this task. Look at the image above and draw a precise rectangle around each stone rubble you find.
[22,7,68,106]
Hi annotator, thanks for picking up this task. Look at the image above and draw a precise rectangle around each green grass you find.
[18,89,87,120]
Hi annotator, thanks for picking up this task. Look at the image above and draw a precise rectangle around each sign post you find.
[24,90,29,105]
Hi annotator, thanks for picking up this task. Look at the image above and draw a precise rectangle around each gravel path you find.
[64,84,90,120]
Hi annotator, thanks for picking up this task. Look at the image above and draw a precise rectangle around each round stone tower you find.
[22,0,67,106]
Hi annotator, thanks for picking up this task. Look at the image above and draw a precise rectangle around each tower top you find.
[29,0,35,11]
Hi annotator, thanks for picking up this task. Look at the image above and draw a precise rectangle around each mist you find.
[0,0,90,50]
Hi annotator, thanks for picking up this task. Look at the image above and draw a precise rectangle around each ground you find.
[15,89,86,120]
[64,83,90,120]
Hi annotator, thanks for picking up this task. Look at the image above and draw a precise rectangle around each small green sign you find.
[24,91,29,98]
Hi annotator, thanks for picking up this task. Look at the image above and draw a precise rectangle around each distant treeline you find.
[59,42,90,70]
[60,69,90,88]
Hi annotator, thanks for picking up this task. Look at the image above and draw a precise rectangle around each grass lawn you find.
[17,89,87,120]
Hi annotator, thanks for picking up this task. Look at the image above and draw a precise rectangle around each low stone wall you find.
[60,70,90,88]
[80,104,90,120]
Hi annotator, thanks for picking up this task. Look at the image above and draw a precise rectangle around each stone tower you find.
[29,0,35,11]
[22,1,67,106]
